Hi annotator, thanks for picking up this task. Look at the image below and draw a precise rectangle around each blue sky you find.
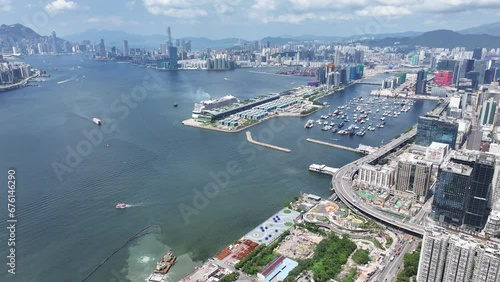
[1,0,500,39]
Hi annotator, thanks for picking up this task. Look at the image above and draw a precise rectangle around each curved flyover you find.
[331,128,425,237]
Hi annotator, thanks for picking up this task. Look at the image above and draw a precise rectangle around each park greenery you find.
[283,196,300,208]
[396,243,421,282]
[219,272,239,282]
[359,218,382,230]
[377,158,390,165]
[352,249,370,265]
[283,234,357,282]
[296,222,328,236]
[342,268,358,282]
[235,231,290,275]
[301,107,319,115]
[241,119,258,127]
[385,235,394,249]
[369,238,384,250]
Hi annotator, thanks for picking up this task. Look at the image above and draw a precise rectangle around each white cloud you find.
[84,16,141,27]
[246,0,500,24]
[0,0,12,12]
[45,0,79,14]
[420,0,500,13]
[125,1,135,11]
[85,17,100,23]
[143,0,208,19]
[213,0,241,17]
[356,5,411,18]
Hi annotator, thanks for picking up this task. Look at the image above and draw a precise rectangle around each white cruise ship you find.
[192,95,238,118]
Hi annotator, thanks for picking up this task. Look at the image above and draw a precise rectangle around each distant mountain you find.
[343,31,423,41]
[458,22,500,36]
[0,24,43,45]
[367,30,500,49]
[0,23,65,50]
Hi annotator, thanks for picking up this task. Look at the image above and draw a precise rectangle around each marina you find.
[246,131,291,153]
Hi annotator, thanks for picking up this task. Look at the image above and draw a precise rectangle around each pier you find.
[309,164,339,176]
[306,138,362,153]
[246,131,291,153]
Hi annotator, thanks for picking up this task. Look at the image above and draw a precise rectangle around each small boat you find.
[305,120,314,128]
[92,118,102,126]
[116,203,126,209]
[174,102,178,107]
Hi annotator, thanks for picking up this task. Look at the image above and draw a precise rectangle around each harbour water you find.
[0,55,436,282]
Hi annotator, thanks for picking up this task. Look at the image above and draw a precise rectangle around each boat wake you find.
[137,255,153,264]
[125,202,148,208]
[57,77,76,84]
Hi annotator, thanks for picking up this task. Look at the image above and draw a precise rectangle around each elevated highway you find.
[331,127,425,237]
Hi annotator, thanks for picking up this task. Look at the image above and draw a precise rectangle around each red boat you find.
[116,203,126,209]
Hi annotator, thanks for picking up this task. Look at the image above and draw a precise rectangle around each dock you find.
[246,131,291,153]
[306,138,360,153]
[309,164,338,176]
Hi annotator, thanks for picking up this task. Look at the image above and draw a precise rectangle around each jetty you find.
[246,131,291,153]
[306,138,361,153]
[309,164,338,176]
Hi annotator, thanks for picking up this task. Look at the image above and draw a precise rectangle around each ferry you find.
[92,118,102,126]
[116,203,126,209]
[191,95,238,118]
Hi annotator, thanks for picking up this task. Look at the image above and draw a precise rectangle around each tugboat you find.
[92,118,102,126]
[116,203,126,209]
[154,252,177,274]
[147,252,177,282]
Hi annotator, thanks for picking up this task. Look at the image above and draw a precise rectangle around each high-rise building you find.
[418,225,500,282]
[394,153,433,201]
[168,46,178,69]
[99,39,106,58]
[417,226,449,282]
[432,159,472,225]
[51,30,58,54]
[479,98,497,126]
[473,47,483,60]
[356,164,395,190]
[416,116,458,149]
[354,50,364,64]
[416,69,427,94]
[425,142,449,164]
[160,43,167,55]
[334,49,341,67]
[123,40,129,56]
[435,71,453,86]
[433,150,495,230]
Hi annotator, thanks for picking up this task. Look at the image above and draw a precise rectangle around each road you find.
[379,239,417,282]
[331,127,425,236]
